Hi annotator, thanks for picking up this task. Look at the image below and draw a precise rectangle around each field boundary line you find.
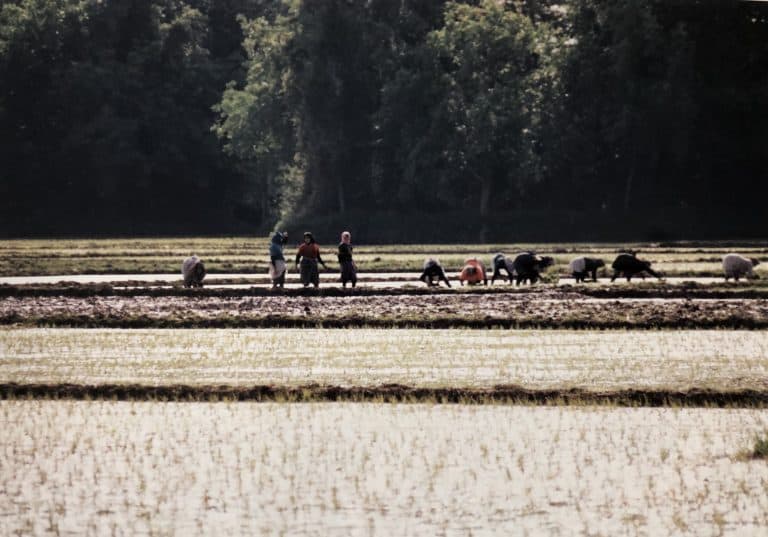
[3,382,768,407]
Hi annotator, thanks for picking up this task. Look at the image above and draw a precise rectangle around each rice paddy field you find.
[2,238,768,535]
[2,402,768,536]
[1,237,766,278]
[2,328,768,394]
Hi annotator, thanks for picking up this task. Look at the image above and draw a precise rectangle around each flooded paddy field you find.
[2,402,767,536]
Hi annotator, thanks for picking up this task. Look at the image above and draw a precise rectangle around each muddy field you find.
[2,239,766,329]
[2,289,767,328]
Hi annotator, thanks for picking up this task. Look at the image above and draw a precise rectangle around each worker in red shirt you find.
[295,232,327,288]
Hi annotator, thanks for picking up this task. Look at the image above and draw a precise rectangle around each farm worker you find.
[181,255,206,288]
[295,232,327,288]
[338,231,357,288]
[459,257,487,286]
[419,258,451,288]
[268,231,288,288]
[722,253,760,281]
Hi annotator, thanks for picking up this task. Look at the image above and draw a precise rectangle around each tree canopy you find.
[2,0,767,240]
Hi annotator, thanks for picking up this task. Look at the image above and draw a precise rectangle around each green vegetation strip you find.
[2,382,767,407]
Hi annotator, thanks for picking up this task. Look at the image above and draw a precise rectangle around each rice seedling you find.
[1,328,767,394]
[1,402,766,536]
[747,431,768,460]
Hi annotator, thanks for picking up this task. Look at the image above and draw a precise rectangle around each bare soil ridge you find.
[2,288,767,328]
[3,382,768,406]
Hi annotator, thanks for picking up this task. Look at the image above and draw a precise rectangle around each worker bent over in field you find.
[182,255,206,288]
[420,258,451,288]
[459,258,487,286]
[490,253,513,284]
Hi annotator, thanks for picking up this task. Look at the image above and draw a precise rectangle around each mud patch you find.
[2,293,767,329]
[4,281,768,299]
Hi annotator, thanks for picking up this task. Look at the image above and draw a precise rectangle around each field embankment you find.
[1,287,767,329]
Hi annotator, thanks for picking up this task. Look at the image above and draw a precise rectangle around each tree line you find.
[2,0,767,241]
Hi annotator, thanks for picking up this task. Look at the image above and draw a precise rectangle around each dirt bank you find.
[2,382,767,406]
[2,292,767,328]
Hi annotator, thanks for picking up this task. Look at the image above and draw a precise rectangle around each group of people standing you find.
[268,230,357,289]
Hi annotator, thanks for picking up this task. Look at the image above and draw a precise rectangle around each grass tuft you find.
[751,431,768,459]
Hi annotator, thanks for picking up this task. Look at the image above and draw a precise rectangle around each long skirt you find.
[269,259,286,286]
[340,260,357,286]
[300,258,319,287]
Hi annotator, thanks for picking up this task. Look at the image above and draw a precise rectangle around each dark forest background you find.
[1,0,767,241]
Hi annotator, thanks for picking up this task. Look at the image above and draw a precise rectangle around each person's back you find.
[420,258,451,287]
[459,257,487,286]
[270,232,286,261]
[338,242,353,263]
[182,255,206,288]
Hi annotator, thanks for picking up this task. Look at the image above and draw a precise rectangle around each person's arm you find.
[317,249,327,268]
[295,250,301,267]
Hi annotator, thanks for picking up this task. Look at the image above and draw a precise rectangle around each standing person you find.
[268,231,288,288]
[295,232,327,288]
[337,231,357,288]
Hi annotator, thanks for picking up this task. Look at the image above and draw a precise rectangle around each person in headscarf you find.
[268,231,288,288]
[295,232,327,288]
[337,231,357,288]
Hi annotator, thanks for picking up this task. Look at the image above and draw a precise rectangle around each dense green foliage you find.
[2,0,767,240]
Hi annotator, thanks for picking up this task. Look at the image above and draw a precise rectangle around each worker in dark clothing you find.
[338,231,357,288]
[419,258,451,288]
